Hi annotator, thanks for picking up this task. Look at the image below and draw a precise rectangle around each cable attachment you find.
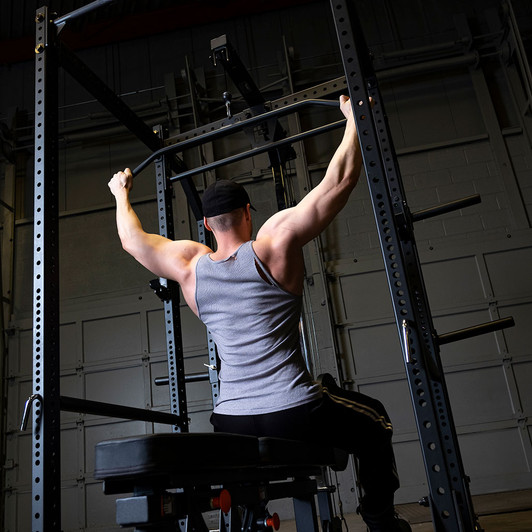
[223,91,233,118]
[20,393,42,431]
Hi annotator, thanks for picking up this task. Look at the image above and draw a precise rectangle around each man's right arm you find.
[108,168,209,290]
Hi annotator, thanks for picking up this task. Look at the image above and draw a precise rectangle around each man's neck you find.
[210,234,250,261]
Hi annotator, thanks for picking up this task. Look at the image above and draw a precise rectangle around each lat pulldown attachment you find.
[131,98,341,178]
[210,33,296,209]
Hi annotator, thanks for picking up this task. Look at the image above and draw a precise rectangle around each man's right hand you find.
[339,94,354,121]
[108,168,133,197]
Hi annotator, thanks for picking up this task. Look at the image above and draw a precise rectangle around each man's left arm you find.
[257,95,363,249]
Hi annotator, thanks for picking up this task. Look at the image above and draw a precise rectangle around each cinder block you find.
[398,153,431,175]
[436,180,476,203]
[464,143,494,164]
[480,208,512,230]
[407,186,439,210]
[413,219,446,241]
[473,176,505,195]
[413,169,452,189]
[510,154,531,172]
[442,213,484,236]
[428,147,467,170]
[451,162,489,183]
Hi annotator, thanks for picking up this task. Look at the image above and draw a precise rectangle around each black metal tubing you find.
[59,43,164,153]
[131,99,341,177]
[33,7,61,531]
[330,1,479,530]
[154,129,189,432]
[54,0,118,28]
[168,120,344,183]
[211,34,266,109]
[32,7,199,529]
[412,195,481,223]
[60,396,182,424]
[154,372,210,386]
[438,317,515,346]
[211,34,296,209]
[57,41,203,220]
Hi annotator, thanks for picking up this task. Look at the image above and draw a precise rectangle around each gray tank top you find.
[195,241,321,415]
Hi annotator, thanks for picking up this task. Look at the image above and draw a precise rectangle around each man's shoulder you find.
[172,239,212,259]
[166,240,211,281]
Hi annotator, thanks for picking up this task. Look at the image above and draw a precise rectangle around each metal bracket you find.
[149,278,171,302]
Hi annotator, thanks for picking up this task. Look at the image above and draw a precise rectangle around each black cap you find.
[202,180,255,217]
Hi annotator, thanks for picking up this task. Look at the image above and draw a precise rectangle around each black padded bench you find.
[95,432,348,531]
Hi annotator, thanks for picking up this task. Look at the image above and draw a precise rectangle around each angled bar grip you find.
[168,121,344,183]
[437,316,515,346]
[412,194,481,223]
[131,98,341,177]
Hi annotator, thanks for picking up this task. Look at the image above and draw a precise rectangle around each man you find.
[109,95,409,532]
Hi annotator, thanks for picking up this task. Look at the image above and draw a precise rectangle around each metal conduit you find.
[54,0,119,29]
[376,52,479,81]
[376,38,471,61]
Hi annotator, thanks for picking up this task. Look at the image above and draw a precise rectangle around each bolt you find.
[35,43,45,54]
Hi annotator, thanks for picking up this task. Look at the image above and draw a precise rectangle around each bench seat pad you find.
[94,433,349,483]
[95,433,260,479]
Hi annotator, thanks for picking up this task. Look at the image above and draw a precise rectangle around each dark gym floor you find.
[280,489,532,532]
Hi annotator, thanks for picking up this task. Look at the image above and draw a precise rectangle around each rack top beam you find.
[54,0,119,28]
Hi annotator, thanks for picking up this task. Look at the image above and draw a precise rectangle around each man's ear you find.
[204,216,213,232]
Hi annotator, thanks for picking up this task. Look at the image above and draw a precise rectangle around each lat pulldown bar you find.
[131,98,342,178]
